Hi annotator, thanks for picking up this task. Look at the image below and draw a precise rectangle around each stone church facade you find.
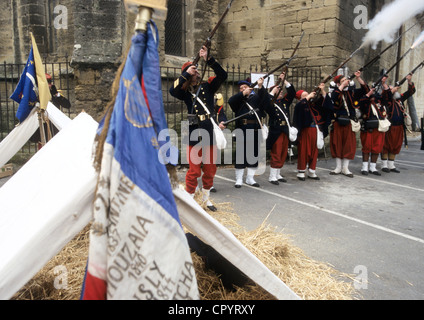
[1,0,423,122]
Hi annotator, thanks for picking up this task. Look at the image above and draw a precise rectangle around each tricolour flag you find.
[10,33,51,123]
[80,22,198,300]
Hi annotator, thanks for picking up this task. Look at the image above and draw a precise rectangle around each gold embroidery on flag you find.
[124,75,153,128]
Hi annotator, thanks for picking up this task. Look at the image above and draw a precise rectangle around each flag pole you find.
[30,32,52,148]
[36,103,47,148]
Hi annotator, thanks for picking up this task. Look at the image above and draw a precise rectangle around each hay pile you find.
[12,198,360,300]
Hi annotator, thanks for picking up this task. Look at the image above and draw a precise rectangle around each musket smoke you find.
[412,30,424,49]
[362,0,424,49]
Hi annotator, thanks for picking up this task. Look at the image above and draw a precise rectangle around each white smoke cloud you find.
[412,30,424,48]
[362,0,424,49]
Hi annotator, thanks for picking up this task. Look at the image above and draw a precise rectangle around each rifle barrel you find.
[271,32,304,103]
[312,46,361,93]
[374,47,413,88]
[348,24,416,80]
[223,109,258,125]
[250,56,296,88]
[192,0,234,66]
[396,60,424,86]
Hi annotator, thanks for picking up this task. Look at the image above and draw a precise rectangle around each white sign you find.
[251,73,275,89]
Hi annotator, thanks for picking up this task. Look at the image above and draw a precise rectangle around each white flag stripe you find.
[88,145,198,299]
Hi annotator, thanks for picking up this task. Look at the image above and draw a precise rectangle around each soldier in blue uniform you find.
[265,72,296,185]
[293,84,327,181]
[169,46,227,211]
[228,77,268,188]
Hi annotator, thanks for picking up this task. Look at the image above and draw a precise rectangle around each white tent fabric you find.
[45,102,72,131]
[0,102,72,168]
[0,111,299,300]
[0,108,38,169]
[174,187,300,300]
[0,112,98,299]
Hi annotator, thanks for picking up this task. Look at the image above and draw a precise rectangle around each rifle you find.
[373,47,413,88]
[222,109,259,126]
[271,31,304,104]
[189,0,234,110]
[395,60,424,86]
[249,55,297,88]
[192,0,235,67]
[348,23,416,80]
[311,46,362,97]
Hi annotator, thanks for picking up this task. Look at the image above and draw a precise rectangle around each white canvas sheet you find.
[0,108,39,169]
[0,102,72,168]
[0,112,97,299]
[174,187,300,300]
[0,112,299,300]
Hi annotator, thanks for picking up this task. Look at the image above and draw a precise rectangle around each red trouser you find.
[270,133,289,168]
[360,129,385,154]
[330,122,357,160]
[297,127,318,171]
[382,125,404,155]
[185,145,217,194]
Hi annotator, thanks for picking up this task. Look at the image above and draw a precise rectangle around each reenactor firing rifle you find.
[188,0,235,103]
[223,55,297,127]
[310,46,362,100]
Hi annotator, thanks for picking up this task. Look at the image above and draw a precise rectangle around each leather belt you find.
[271,119,287,126]
[242,119,257,125]
[188,113,211,125]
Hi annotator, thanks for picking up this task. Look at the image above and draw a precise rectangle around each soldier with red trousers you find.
[381,74,416,173]
[329,71,368,177]
[293,83,327,181]
[169,46,227,211]
[265,73,296,185]
[359,78,391,176]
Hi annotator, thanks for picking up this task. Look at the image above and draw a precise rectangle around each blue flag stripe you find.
[104,22,181,225]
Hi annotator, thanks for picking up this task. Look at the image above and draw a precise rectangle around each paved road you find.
[2,138,423,300]
[208,138,424,300]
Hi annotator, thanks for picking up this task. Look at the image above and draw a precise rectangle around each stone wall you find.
[215,0,344,76]
[1,0,423,121]
[70,0,127,120]
[0,1,14,63]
